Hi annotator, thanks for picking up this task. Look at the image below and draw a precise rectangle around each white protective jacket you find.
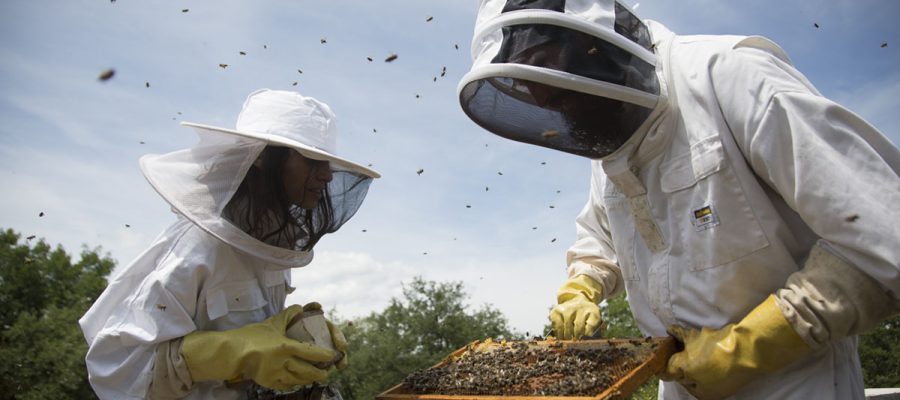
[566,22,900,399]
[80,217,298,399]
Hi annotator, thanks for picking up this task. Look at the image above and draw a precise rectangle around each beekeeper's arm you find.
[148,305,337,399]
[550,161,625,339]
[84,265,202,400]
[86,258,335,399]
[662,37,900,399]
[721,37,900,345]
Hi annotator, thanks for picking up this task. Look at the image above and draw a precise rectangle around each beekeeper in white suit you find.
[458,0,900,399]
[79,89,380,399]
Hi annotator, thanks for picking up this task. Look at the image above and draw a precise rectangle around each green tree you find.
[859,313,900,388]
[0,228,114,400]
[602,292,643,339]
[332,277,519,400]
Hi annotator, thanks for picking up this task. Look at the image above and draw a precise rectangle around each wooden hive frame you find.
[376,337,677,400]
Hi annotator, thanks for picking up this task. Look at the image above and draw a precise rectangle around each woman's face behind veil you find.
[282,151,333,210]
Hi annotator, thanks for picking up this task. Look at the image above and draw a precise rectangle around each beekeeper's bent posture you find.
[458,1,900,399]
[79,89,379,399]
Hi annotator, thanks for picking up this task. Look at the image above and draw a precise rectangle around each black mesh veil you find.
[222,156,373,253]
[303,169,371,249]
[461,77,654,158]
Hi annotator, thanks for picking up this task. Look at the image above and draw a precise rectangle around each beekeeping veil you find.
[139,89,379,266]
[458,0,660,159]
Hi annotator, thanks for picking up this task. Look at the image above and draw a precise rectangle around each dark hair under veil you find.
[224,146,334,252]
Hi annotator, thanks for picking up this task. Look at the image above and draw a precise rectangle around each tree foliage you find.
[332,277,520,400]
[859,313,900,388]
[0,228,113,400]
[602,292,643,339]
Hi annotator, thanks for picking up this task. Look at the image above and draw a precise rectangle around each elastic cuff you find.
[557,274,605,304]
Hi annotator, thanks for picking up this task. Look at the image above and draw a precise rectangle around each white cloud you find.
[286,251,416,319]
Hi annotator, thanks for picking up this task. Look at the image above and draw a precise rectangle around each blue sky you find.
[1,0,898,336]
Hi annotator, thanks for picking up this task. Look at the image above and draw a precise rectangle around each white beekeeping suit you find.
[458,1,900,399]
[79,89,379,399]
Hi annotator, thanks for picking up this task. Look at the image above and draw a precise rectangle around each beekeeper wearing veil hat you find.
[79,89,380,399]
[458,0,900,399]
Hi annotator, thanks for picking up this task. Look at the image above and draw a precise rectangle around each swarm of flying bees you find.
[93,10,569,250]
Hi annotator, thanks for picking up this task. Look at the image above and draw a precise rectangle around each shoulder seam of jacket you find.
[733,35,792,65]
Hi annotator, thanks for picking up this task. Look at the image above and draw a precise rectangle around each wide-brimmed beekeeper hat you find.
[140,89,377,266]
[183,89,380,179]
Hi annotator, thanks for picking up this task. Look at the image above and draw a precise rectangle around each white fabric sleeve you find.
[712,43,900,342]
[148,338,193,399]
[775,242,900,348]
[84,257,203,399]
[565,161,624,299]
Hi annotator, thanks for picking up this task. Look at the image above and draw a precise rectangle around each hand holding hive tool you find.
[286,302,348,370]
[235,302,348,400]
[181,304,337,391]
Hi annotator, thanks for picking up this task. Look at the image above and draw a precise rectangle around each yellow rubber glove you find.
[662,295,811,400]
[181,305,338,391]
[326,319,349,370]
[548,275,604,339]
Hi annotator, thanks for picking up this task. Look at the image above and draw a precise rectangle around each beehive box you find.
[376,337,676,400]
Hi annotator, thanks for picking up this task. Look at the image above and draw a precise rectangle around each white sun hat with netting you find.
[139,89,378,265]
